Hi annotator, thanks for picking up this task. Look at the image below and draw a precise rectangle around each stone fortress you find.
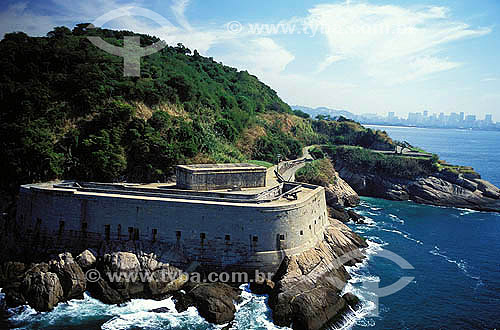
[16,162,328,272]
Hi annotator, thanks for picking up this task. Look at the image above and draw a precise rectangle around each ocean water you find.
[343,127,500,329]
[1,127,499,329]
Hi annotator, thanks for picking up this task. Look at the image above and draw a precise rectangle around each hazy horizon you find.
[1,0,499,121]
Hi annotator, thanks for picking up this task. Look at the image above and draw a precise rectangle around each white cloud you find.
[170,0,191,31]
[481,77,498,82]
[0,2,60,37]
[216,37,295,75]
[316,54,345,73]
[304,1,490,83]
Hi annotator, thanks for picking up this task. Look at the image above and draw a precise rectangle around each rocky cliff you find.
[336,160,500,212]
[296,158,366,223]
[268,218,367,330]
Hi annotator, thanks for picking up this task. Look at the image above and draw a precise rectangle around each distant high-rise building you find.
[485,114,493,123]
[423,110,429,117]
[465,115,476,123]
[460,112,465,122]
[388,112,395,119]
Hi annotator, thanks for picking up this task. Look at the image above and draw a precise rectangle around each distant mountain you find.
[292,106,355,120]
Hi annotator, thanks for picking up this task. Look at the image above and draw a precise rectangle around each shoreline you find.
[363,124,500,132]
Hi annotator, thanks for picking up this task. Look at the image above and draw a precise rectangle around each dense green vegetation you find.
[308,147,325,160]
[436,160,480,177]
[312,117,395,150]
[324,145,439,180]
[0,25,296,193]
[296,158,337,186]
[0,24,402,196]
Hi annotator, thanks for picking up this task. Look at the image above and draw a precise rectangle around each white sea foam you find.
[0,288,5,310]
[429,246,481,281]
[388,214,404,224]
[7,286,290,330]
[380,228,423,245]
[231,284,291,330]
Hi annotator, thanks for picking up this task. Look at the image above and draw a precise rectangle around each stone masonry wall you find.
[16,184,328,272]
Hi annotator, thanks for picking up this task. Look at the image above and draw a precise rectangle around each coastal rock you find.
[408,176,500,211]
[297,157,360,208]
[49,252,86,300]
[342,292,360,309]
[328,206,350,222]
[147,266,189,297]
[336,163,500,212]
[347,210,365,224]
[21,265,64,312]
[82,251,188,304]
[149,307,171,313]
[324,176,360,207]
[174,282,241,324]
[328,205,365,224]
[108,252,141,273]
[250,278,275,295]
[0,262,26,284]
[76,250,96,269]
[476,179,500,198]
[269,219,367,330]
[87,278,124,305]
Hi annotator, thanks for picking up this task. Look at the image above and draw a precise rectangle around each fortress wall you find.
[16,185,328,272]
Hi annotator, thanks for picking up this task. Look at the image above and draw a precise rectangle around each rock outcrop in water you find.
[0,250,189,312]
[1,258,77,312]
[174,282,242,324]
[336,162,500,212]
[268,218,367,330]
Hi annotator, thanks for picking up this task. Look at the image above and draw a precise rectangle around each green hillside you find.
[0,25,395,195]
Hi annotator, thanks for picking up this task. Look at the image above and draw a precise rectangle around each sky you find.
[1,0,499,121]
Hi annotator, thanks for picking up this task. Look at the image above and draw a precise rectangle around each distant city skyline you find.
[378,110,497,129]
[321,108,499,124]
[292,105,500,130]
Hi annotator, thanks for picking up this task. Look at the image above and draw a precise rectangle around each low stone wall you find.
[15,183,328,272]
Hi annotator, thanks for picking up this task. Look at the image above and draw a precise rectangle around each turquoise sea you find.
[1,127,499,329]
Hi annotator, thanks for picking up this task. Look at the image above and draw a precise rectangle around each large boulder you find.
[102,252,143,300]
[108,252,141,273]
[49,253,86,300]
[175,282,241,324]
[87,278,123,305]
[21,264,64,311]
[147,266,188,297]
[76,250,96,269]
